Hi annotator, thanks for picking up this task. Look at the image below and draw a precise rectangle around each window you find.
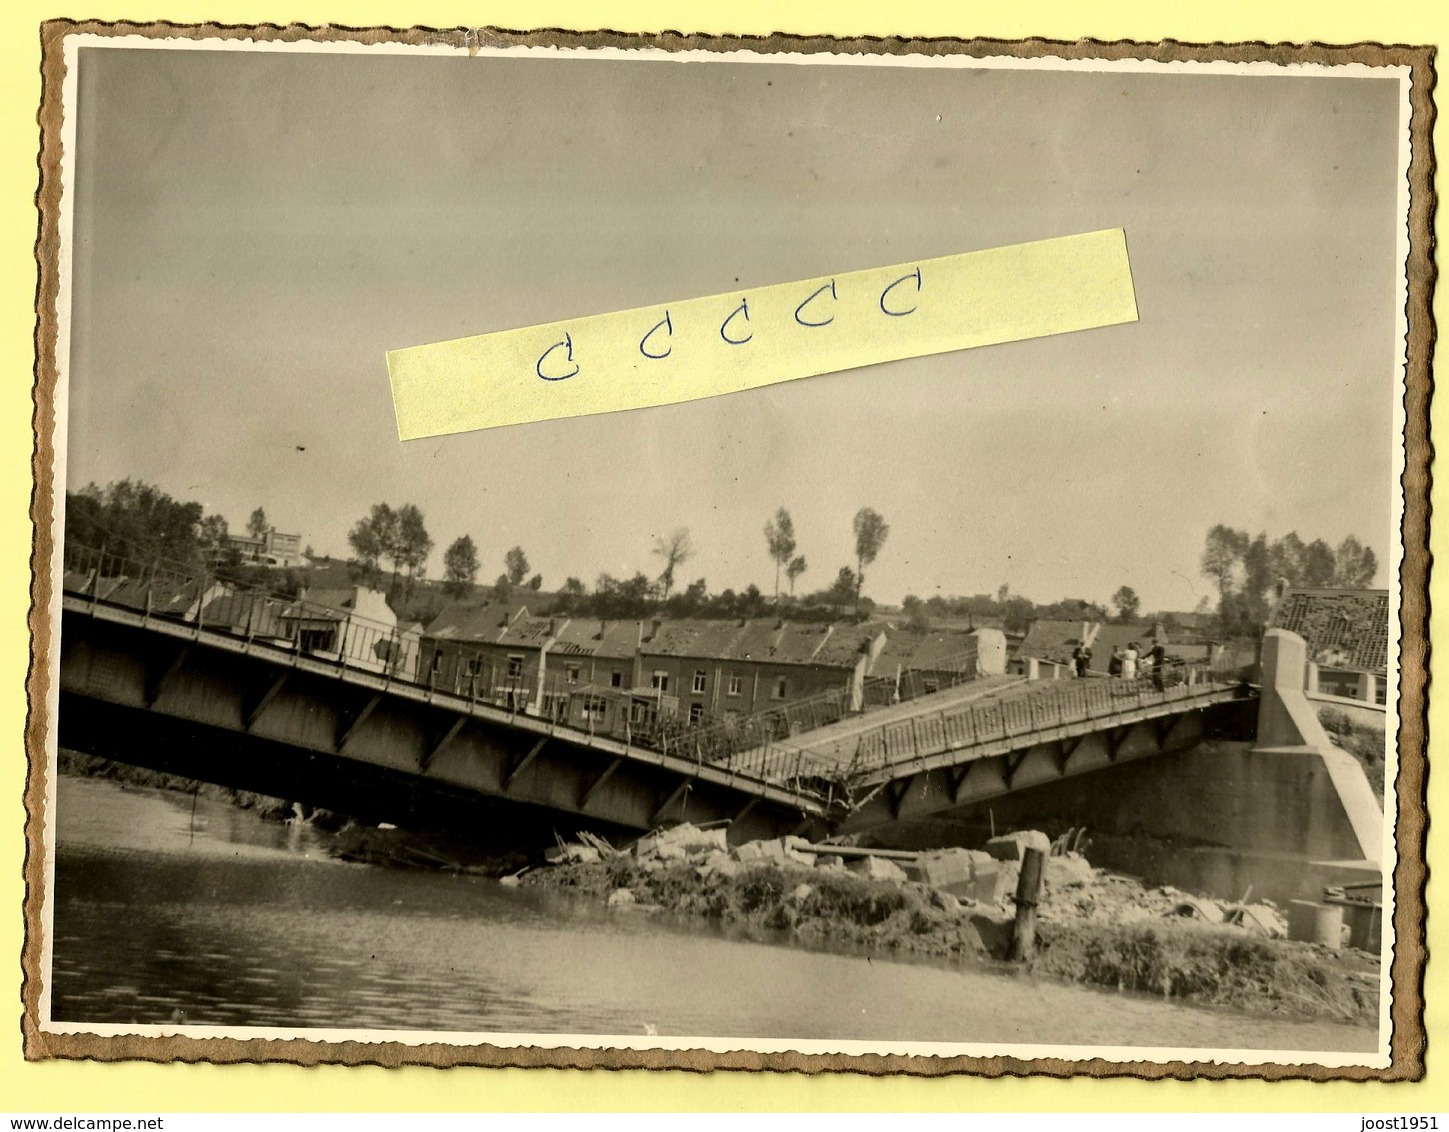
[582,695,608,722]
[688,703,705,723]
[465,655,481,677]
[610,670,623,688]
[773,676,788,700]
[727,674,743,697]
[692,670,707,694]
[651,670,670,693]
[507,654,524,680]
[565,663,581,684]
[431,651,443,673]
[300,628,335,653]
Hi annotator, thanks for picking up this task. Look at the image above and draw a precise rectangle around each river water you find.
[48,775,1378,1054]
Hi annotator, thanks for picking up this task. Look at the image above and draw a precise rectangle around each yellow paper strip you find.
[387,228,1138,439]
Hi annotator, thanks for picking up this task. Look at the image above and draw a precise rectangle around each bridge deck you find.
[764,667,1253,785]
[60,591,828,817]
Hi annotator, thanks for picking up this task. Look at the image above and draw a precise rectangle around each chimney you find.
[650,617,662,641]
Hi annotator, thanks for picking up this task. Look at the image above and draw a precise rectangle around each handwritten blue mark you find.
[640,311,673,359]
[794,280,838,327]
[880,267,922,317]
[536,332,580,381]
[721,298,752,345]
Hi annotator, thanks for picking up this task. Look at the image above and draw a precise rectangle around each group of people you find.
[1070,639,1171,687]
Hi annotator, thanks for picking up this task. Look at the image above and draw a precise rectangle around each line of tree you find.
[901,587,1109,636]
[1200,525,1378,636]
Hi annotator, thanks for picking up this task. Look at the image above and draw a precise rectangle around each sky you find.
[64,46,1406,612]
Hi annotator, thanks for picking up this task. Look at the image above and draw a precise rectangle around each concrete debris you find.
[546,843,601,866]
[1042,852,1095,889]
[607,887,636,907]
[1169,896,1227,924]
[847,855,909,882]
[733,838,814,867]
[1226,903,1288,938]
[985,830,1053,862]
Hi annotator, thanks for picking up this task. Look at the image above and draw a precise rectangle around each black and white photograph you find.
[28,26,1430,1075]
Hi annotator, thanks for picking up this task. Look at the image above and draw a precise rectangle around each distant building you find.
[1269,587,1390,705]
[222,527,308,568]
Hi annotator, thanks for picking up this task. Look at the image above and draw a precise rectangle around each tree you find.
[852,507,890,611]
[442,535,480,598]
[64,479,205,571]
[1111,585,1141,623]
[1200,524,1248,606]
[652,527,694,599]
[1241,532,1273,625]
[786,555,807,596]
[198,513,229,550]
[1335,536,1378,587]
[562,577,586,596]
[1301,539,1337,586]
[394,504,433,595]
[1268,532,1306,590]
[764,507,797,602]
[348,503,398,589]
[493,574,513,601]
[246,507,269,541]
[824,566,858,615]
[504,546,530,586]
[527,573,543,591]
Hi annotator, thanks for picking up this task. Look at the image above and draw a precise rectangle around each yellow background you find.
[1,0,1439,1113]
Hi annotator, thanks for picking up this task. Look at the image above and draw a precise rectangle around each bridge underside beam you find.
[56,614,828,844]
[838,708,1220,835]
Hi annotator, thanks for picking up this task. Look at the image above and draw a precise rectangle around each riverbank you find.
[58,749,308,824]
[524,827,1381,1026]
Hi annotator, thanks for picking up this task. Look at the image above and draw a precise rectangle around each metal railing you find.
[682,642,982,776]
[60,541,853,801]
[843,662,1250,778]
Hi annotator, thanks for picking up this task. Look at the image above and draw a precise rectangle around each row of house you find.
[418,604,1008,734]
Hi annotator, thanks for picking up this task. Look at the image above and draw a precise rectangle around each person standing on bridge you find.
[1148,640,1169,691]
[1120,641,1139,680]
[1073,642,1092,678]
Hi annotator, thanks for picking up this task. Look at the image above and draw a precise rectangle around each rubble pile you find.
[520,822,1376,1024]
[531,822,1295,937]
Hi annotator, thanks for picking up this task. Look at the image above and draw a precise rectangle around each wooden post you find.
[1009,847,1046,962]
